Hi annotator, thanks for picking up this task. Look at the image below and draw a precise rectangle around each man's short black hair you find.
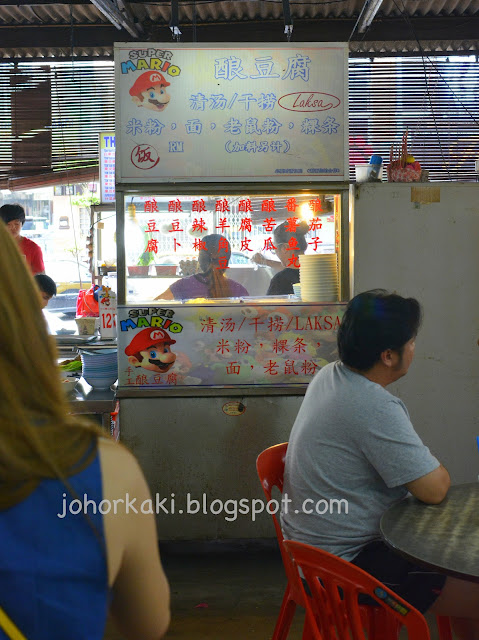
[34,274,57,298]
[0,204,26,225]
[337,289,422,371]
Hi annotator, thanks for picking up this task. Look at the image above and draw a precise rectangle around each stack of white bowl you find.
[79,348,118,390]
[292,283,302,299]
[299,254,339,302]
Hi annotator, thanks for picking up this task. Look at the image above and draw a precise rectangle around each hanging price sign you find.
[99,286,118,339]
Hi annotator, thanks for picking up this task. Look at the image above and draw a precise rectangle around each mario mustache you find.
[148,99,169,110]
[149,359,173,369]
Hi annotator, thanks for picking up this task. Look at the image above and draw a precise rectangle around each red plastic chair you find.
[256,443,452,640]
[256,444,390,640]
[436,616,453,640]
[284,539,431,640]
[256,443,310,640]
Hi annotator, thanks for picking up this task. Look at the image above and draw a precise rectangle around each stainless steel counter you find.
[68,378,117,415]
[55,334,118,359]
[64,377,116,436]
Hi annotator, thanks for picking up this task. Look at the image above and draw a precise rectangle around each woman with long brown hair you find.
[0,222,170,639]
[155,233,249,300]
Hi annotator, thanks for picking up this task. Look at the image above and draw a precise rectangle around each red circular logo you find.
[131,144,160,170]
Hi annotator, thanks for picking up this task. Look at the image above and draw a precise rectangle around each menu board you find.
[99,132,116,202]
[114,43,348,182]
[117,302,345,388]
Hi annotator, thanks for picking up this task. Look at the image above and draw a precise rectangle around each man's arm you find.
[405,464,450,504]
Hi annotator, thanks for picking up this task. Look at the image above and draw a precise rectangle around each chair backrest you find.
[256,443,305,601]
[256,442,288,540]
[284,540,431,640]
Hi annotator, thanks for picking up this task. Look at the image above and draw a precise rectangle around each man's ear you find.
[131,96,142,106]
[128,355,141,367]
[380,348,397,368]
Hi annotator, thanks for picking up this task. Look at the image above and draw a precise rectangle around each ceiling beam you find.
[0,1,88,4]
[356,0,384,34]
[117,0,143,34]
[89,0,140,37]
[0,17,478,53]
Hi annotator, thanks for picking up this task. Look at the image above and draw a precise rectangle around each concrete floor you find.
[104,540,305,640]
[104,540,446,640]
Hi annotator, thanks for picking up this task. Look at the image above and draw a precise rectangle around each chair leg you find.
[271,584,297,640]
[301,616,316,640]
[436,615,453,640]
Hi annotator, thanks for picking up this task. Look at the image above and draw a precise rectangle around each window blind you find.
[349,56,479,182]
[0,60,115,189]
[1,56,478,188]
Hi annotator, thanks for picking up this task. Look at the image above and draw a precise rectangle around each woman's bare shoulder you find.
[98,438,146,495]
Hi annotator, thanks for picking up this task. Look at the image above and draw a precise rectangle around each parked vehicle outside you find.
[43,259,91,316]
[22,216,53,253]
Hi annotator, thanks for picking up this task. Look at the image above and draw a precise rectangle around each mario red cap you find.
[129,71,170,97]
[125,327,176,356]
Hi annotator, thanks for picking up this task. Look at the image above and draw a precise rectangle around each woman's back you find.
[0,450,108,639]
[0,220,169,640]
[0,439,170,639]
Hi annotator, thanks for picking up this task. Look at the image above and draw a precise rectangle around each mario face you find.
[125,327,177,374]
[129,340,176,373]
[129,72,171,112]
[135,85,170,112]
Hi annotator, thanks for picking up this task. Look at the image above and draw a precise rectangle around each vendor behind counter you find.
[154,234,249,300]
[260,220,308,296]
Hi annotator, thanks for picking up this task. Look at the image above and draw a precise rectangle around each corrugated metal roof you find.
[0,1,479,59]
[2,1,478,25]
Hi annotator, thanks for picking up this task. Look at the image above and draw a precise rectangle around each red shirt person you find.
[0,204,45,275]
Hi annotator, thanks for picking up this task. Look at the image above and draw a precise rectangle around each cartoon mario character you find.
[129,71,171,112]
[125,328,176,373]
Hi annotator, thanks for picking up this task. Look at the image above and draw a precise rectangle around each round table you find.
[380,483,479,582]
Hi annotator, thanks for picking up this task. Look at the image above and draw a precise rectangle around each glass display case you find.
[117,187,348,306]
[115,184,349,390]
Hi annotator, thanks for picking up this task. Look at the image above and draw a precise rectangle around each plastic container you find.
[355,164,383,182]
[355,165,369,182]
[368,163,383,180]
[127,265,150,277]
[155,265,177,276]
[75,316,99,335]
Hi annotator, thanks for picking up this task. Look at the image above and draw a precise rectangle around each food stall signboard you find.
[114,43,348,182]
[117,303,345,388]
[99,132,116,203]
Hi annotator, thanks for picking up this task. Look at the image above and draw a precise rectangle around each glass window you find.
[122,192,340,302]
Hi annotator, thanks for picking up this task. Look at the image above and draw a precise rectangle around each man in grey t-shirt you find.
[282,290,479,638]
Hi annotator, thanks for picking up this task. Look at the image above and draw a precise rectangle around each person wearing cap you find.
[125,327,177,373]
[154,234,249,301]
[129,71,171,112]
[0,203,45,275]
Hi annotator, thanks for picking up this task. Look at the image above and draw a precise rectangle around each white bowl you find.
[61,378,79,393]
[82,374,118,390]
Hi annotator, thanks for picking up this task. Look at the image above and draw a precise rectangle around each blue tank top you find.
[0,451,109,639]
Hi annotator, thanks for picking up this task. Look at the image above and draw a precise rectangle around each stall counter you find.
[117,300,345,540]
